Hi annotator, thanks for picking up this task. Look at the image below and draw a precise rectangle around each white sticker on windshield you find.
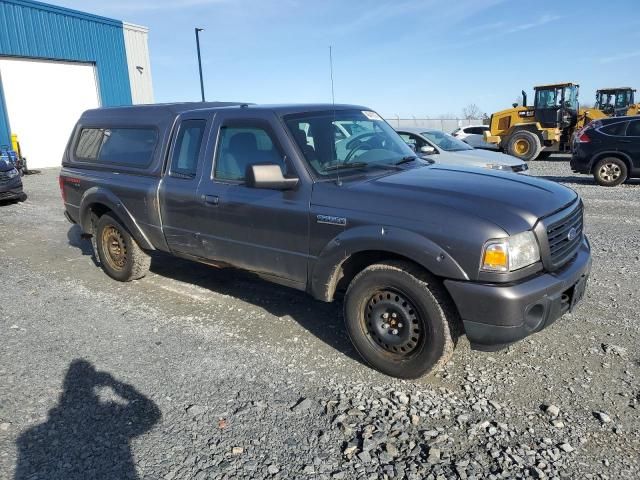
[362,110,383,121]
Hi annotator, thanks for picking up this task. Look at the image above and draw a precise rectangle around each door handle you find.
[202,194,219,205]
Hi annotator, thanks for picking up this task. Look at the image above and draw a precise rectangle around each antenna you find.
[329,46,341,186]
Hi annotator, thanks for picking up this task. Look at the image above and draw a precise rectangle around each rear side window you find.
[626,120,640,137]
[170,120,206,178]
[600,122,627,136]
[75,128,157,167]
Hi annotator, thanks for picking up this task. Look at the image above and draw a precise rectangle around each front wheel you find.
[95,214,150,281]
[344,261,458,379]
[506,130,542,161]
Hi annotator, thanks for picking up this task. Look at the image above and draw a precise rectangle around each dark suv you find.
[571,115,640,186]
[60,103,591,378]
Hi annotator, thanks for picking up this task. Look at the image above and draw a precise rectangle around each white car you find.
[451,125,498,150]
[396,128,529,174]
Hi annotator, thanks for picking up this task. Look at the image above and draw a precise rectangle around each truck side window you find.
[170,120,206,178]
[75,127,157,168]
[214,126,286,182]
[626,120,640,137]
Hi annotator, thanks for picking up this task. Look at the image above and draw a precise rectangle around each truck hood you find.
[0,159,15,172]
[344,165,577,233]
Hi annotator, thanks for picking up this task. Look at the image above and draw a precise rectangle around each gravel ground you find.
[0,158,639,479]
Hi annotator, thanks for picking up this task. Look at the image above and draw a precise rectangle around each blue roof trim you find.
[0,0,121,26]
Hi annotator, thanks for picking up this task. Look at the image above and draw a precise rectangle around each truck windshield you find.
[420,130,473,152]
[284,109,416,177]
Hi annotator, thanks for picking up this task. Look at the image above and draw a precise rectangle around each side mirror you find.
[246,164,299,190]
[420,145,436,155]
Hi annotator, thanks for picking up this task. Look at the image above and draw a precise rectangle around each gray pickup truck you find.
[60,102,591,378]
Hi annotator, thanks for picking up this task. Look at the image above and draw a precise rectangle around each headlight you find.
[6,168,19,179]
[481,231,540,272]
[485,163,511,171]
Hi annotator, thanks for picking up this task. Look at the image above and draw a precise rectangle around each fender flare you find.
[79,187,155,250]
[310,225,469,302]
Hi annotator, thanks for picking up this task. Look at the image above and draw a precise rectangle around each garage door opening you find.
[0,57,101,169]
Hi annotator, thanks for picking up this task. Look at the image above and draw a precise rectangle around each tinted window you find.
[214,126,285,182]
[170,120,206,178]
[626,120,640,137]
[600,122,627,136]
[75,128,157,167]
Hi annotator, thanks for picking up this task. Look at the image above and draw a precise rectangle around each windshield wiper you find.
[394,155,418,165]
[323,162,370,172]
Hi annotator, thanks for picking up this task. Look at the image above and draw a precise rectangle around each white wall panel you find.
[123,22,154,104]
[0,57,100,169]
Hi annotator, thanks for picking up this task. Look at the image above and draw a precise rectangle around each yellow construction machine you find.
[594,87,639,116]
[484,83,607,161]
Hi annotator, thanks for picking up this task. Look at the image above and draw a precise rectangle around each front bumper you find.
[444,238,591,351]
[0,176,24,201]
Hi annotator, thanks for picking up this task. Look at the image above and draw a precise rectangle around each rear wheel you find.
[593,157,627,186]
[506,130,542,161]
[95,214,150,281]
[343,261,458,379]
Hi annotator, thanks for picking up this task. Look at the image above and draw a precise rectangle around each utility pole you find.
[195,28,205,102]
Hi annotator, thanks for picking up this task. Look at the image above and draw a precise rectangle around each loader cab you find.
[594,88,635,116]
[533,83,579,129]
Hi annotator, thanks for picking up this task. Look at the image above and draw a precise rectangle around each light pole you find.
[195,27,205,102]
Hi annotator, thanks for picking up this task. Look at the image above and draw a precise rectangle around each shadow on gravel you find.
[538,175,640,186]
[149,253,364,365]
[67,224,97,260]
[14,359,161,480]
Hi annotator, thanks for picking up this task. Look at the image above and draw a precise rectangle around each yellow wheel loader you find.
[484,83,607,161]
[594,87,638,116]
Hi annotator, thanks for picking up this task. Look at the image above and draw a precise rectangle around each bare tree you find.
[462,103,483,120]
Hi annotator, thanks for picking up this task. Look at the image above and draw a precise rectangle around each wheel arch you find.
[309,226,469,302]
[79,187,155,250]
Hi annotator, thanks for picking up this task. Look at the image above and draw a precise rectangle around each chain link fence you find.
[384,117,483,132]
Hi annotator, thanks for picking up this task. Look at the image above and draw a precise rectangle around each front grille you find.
[547,203,583,268]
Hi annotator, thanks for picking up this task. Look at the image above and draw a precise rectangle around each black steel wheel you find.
[344,261,459,379]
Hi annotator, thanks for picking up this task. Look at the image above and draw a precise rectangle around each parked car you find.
[397,127,529,174]
[571,116,640,186]
[451,125,498,150]
[0,157,24,202]
[61,103,591,379]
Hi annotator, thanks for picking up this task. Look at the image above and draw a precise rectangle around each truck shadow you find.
[67,224,97,260]
[14,359,161,480]
[148,253,363,365]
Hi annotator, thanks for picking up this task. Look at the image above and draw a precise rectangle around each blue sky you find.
[54,0,639,118]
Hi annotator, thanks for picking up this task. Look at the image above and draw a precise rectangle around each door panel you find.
[160,116,215,256]
[197,112,311,285]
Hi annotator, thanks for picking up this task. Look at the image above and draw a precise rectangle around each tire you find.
[593,157,628,187]
[343,261,459,379]
[506,130,542,161]
[95,213,150,281]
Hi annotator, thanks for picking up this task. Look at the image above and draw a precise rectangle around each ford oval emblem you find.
[567,227,578,241]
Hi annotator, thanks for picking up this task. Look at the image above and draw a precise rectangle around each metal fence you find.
[384,117,482,132]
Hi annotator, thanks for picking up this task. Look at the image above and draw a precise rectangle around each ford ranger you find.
[60,102,591,378]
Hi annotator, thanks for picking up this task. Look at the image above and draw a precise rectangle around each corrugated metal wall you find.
[0,0,133,145]
[123,22,154,104]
